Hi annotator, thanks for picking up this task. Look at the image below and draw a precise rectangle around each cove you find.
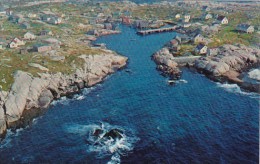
[0,25,258,163]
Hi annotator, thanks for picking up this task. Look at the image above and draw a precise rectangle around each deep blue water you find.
[0,25,259,163]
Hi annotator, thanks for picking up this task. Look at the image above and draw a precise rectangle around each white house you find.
[236,24,254,33]
[28,13,37,18]
[49,17,62,25]
[195,43,208,55]
[204,13,213,20]
[175,14,181,19]
[217,16,228,25]
[184,14,191,22]
[8,38,25,48]
[193,33,206,43]
[24,32,36,40]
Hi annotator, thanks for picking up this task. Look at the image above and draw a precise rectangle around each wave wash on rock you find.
[0,51,127,138]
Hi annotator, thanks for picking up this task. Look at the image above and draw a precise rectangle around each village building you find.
[184,14,191,22]
[49,17,62,25]
[8,38,25,48]
[209,48,219,56]
[202,6,210,12]
[202,13,213,20]
[174,36,182,44]
[134,20,149,29]
[121,16,131,25]
[104,23,112,30]
[20,22,30,29]
[150,20,164,28]
[236,24,254,33]
[193,33,206,43]
[175,14,181,19]
[24,32,36,40]
[217,16,228,25]
[40,30,53,36]
[28,13,37,18]
[20,48,28,54]
[168,39,181,52]
[9,15,24,24]
[170,39,179,47]
[41,14,52,22]
[87,29,99,36]
[97,13,105,18]
[33,44,52,53]
[195,43,208,55]
[105,16,113,23]
[5,9,13,16]
[0,44,3,50]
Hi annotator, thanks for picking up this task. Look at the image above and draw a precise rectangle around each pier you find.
[137,26,178,35]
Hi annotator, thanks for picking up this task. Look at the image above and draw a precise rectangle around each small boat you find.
[168,80,175,85]
[130,38,136,41]
[125,69,133,73]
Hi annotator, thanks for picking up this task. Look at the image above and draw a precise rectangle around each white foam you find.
[0,127,26,149]
[65,122,139,164]
[216,82,259,98]
[64,123,100,136]
[179,79,188,83]
[107,153,121,164]
[51,85,99,106]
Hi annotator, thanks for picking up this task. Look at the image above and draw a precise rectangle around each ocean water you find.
[0,25,259,163]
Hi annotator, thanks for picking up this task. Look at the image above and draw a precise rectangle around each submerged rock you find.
[103,129,124,140]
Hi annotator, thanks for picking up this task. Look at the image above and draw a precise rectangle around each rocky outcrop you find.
[0,53,127,138]
[194,44,260,92]
[153,48,181,79]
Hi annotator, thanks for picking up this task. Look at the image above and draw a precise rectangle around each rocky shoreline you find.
[153,44,260,93]
[0,51,127,138]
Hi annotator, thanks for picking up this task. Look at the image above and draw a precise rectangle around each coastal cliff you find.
[0,52,127,138]
[153,43,260,92]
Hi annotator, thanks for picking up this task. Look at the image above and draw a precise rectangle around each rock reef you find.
[0,52,127,138]
[153,48,181,80]
[194,44,260,92]
[153,43,260,92]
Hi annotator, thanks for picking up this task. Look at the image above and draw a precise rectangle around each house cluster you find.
[41,14,62,25]
[1,28,58,54]
[175,13,191,23]
[132,20,165,30]
[0,8,13,17]
[8,14,31,29]
[8,37,26,48]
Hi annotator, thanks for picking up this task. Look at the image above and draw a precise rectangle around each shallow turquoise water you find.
[0,25,258,163]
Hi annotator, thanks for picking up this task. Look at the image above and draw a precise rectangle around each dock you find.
[137,26,178,35]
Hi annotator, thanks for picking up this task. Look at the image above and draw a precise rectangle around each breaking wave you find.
[64,122,139,164]
[0,128,27,149]
[51,85,100,106]
[216,83,259,98]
